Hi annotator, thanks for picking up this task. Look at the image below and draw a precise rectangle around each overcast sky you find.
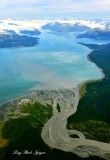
[0,0,110,19]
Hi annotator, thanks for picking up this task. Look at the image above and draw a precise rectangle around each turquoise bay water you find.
[0,32,104,103]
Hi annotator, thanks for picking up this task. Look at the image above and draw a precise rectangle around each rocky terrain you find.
[1,88,110,159]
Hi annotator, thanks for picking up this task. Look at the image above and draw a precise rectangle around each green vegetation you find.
[68,43,110,143]
[68,120,110,142]
[20,102,53,129]
[0,121,8,150]
[0,100,104,160]
[0,101,54,160]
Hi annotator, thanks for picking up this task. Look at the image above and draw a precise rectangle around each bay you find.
[0,32,104,103]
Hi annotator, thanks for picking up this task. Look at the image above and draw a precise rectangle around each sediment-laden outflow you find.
[41,88,110,159]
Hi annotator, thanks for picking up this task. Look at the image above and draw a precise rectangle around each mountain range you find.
[0,19,110,47]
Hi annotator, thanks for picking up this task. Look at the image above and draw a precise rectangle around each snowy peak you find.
[77,28,110,40]
[42,22,91,32]
[0,19,110,34]
[0,19,110,42]
[0,19,48,34]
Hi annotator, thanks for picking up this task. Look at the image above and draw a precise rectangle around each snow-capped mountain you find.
[42,22,91,33]
[0,19,44,48]
[20,29,41,36]
[0,19,110,48]
[0,19,48,34]
[0,32,39,48]
[0,19,110,34]
[77,28,110,40]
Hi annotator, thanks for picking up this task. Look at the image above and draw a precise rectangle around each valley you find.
[0,19,110,160]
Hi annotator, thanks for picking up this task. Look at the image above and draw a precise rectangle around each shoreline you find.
[0,93,30,107]
[87,51,105,79]
[78,47,105,95]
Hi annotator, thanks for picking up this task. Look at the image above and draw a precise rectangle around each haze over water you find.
[0,32,102,103]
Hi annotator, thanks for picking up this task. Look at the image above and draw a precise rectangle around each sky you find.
[0,0,110,19]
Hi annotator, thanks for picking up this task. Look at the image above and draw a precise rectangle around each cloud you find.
[0,0,110,18]
[46,0,110,12]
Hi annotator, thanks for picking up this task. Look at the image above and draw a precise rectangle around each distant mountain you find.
[3,29,17,34]
[77,28,110,40]
[0,19,110,48]
[42,22,91,33]
[0,33,39,48]
[20,29,41,36]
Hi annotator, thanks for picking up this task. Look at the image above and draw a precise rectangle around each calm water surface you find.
[0,32,104,103]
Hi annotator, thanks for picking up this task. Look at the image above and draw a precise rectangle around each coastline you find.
[0,93,30,107]
[87,51,105,80]
[77,47,105,96]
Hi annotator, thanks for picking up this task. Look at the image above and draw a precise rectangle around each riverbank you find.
[1,88,110,160]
